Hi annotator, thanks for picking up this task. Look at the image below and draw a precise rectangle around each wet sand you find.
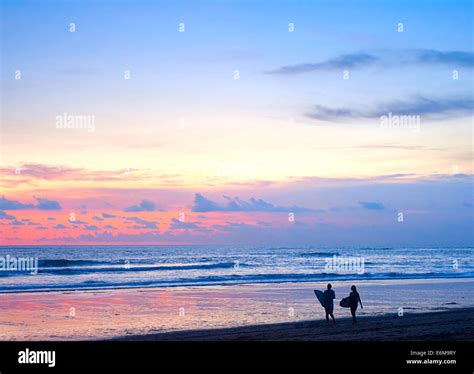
[116,307,474,341]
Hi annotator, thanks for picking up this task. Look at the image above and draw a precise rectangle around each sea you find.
[0,245,473,293]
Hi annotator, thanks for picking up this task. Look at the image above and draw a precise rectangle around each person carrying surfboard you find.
[323,283,336,324]
[349,285,363,324]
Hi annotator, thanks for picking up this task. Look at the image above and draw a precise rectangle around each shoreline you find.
[1,276,473,295]
[112,307,474,341]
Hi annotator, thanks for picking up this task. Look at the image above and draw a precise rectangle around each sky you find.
[0,0,473,246]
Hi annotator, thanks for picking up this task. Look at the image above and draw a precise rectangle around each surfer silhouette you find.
[323,283,336,324]
[349,285,363,324]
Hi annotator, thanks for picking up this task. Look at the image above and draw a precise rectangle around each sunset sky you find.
[1,0,472,245]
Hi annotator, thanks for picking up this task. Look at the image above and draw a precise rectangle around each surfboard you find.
[340,297,350,308]
[314,290,326,308]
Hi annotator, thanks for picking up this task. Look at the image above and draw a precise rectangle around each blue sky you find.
[3,0,472,123]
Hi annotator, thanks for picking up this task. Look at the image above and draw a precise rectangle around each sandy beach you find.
[1,278,472,340]
[115,307,474,341]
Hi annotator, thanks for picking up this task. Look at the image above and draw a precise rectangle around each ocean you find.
[0,246,473,293]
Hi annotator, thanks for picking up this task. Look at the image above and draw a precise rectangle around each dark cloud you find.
[0,196,61,210]
[169,218,200,229]
[267,49,474,75]
[267,53,378,74]
[192,194,222,212]
[358,201,386,210]
[0,197,34,210]
[84,225,100,231]
[192,193,311,213]
[306,105,360,121]
[124,199,156,212]
[0,210,15,220]
[413,49,474,67]
[69,219,88,225]
[35,197,61,210]
[102,212,117,218]
[306,96,474,122]
[124,216,159,229]
[53,224,67,229]
[375,96,474,117]
[92,216,104,221]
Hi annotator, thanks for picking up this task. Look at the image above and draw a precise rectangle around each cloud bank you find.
[306,96,474,122]
[267,53,378,74]
[192,193,311,213]
[0,196,62,211]
[124,199,157,212]
[268,49,474,75]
